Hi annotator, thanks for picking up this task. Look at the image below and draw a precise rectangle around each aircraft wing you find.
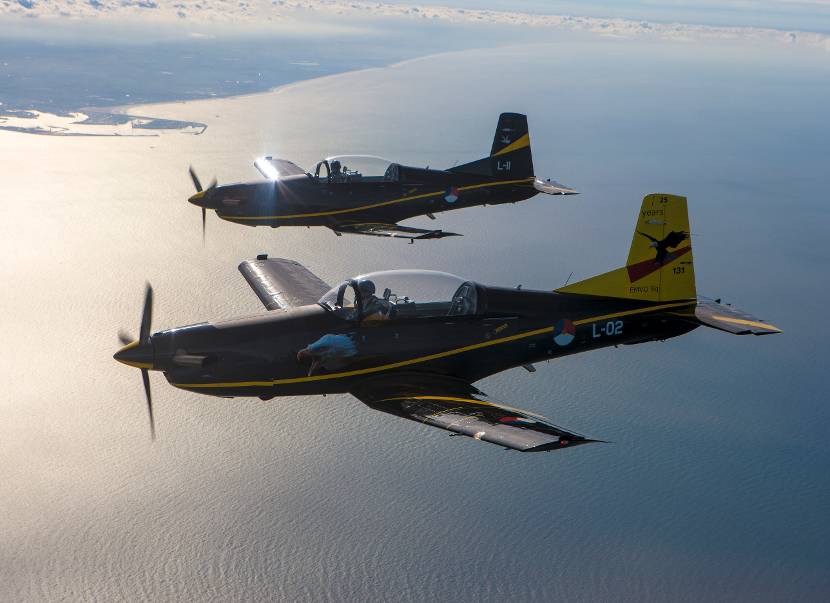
[534,178,578,195]
[238,256,330,311]
[254,156,307,179]
[351,374,596,452]
[330,223,461,240]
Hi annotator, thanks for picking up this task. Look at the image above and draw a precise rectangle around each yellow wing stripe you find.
[221,177,535,221]
[173,301,693,390]
[710,315,782,332]
[492,133,530,157]
[379,395,554,423]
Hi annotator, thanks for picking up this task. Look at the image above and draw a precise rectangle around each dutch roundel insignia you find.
[552,319,576,346]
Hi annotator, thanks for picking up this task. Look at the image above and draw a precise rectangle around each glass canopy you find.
[324,155,395,182]
[319,270,478,320]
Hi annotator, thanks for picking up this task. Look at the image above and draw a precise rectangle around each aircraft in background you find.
[187,112,577,241]
[115,194,780,449]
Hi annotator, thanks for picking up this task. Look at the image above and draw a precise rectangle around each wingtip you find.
[756,326,783,335]
[414,230,463,240]
[524,436,607,452]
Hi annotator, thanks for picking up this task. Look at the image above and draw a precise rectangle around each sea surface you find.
[0,16,539,113]
[1,38,829,601]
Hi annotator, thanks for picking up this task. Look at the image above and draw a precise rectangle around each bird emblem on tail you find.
[636,230,689,265]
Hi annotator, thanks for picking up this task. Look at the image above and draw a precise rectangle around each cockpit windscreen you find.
[319,270,478,320]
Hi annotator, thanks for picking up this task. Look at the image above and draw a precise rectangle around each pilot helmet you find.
[357,279,376,297]
[330,160,342,173]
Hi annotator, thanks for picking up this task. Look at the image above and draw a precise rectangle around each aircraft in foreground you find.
[187,112,576,241]
[115,194,780,449]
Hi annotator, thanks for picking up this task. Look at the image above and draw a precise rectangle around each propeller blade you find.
[208,177,217,190]
[189,165,203,192]
[139,283,154,343]
[202,207,206,244]
[118,330,134,346]
[141,368,156,441]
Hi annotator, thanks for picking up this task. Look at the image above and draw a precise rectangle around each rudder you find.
[557,194,696,302]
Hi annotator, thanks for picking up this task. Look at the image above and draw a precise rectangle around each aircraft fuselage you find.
[147,286,697,400]
[192,171,539,229]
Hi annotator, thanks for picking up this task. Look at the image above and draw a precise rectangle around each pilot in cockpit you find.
[330,160,343,181]
[357,279,392,321]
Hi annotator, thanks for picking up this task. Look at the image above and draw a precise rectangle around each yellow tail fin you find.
[557,193,696,302]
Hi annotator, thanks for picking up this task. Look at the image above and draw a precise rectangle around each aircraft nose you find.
[188,191,207,207]
[114,339,156,370]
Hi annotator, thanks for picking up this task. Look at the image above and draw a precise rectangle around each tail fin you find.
[557,194,696,302]
[489,112,533,178]
[449,113,534,178]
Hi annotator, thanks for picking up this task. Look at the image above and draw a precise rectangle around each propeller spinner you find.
[188,166,217,243]
[114,283,157,440]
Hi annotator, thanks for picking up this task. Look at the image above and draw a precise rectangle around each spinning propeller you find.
[188,166,217,243]
[114,284,157,441]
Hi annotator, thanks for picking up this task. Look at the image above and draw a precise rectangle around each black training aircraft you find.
[187,113,576,241]
[115,194,780,449]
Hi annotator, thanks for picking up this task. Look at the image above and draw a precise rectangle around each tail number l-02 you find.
[592,320,623,339]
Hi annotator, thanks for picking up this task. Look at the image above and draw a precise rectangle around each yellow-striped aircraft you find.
[187,113,576,241]
[116,194,779,448]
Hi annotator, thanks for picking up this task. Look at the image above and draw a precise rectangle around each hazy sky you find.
[4,0,830,33]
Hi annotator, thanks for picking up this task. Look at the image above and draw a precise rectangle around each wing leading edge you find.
[238,256,330,311]
[254,156,307,179]
[351,374,598,452]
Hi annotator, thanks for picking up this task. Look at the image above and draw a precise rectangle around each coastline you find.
[118,35,829,128]
[3,9,827,139]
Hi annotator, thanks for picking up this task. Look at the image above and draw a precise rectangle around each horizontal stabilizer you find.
[534,178,578,195]
[681,297,782,335]
[331,223,461,240]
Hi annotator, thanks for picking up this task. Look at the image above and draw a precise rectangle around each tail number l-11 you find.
[593,320,623,338]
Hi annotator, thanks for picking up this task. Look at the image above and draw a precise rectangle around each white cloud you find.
[2,0,829,51]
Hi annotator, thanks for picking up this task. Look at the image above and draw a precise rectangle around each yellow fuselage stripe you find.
[174,300,694,390]
[221,177,535,221]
